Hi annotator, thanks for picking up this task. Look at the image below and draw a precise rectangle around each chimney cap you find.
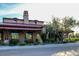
[23,10,29,20]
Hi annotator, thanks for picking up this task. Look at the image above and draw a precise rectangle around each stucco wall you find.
[19,31,26,43]
[4,19,16,23]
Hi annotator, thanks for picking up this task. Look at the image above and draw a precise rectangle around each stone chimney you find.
[23,11,29,24]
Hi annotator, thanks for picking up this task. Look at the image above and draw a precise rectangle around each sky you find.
[0,3,79,32]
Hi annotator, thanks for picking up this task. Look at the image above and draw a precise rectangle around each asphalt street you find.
[0,43,79,56]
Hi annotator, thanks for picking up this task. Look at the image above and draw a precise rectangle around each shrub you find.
[9,39,19,46]
[24,39,29,44]
[0,40,3,45]
[28,39,33,43]
[18,42,26,46]
[33,41,39,45]
[0,40,9,46]
[3,40,10,45]
[41,33,46,43]
[64,38,79,43]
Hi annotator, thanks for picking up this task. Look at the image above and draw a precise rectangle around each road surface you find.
[0,43,79,56]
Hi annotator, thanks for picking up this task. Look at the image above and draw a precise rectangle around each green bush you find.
[18,42,26,46]
[41,33,46,43]
[0,40,3,45]
[64,38,79,43]
[9,39,19,46]
[0,40,9,46]
[24,39,29,44]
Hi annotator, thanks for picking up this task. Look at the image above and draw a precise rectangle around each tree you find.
[62,16,76,31]
[45,16,76,43]
[51,17,62,43]
[62,16,76,39]
[46,17,63,43]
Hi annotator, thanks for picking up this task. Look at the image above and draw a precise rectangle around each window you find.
[26,32,32,40]
[11,33,19,39]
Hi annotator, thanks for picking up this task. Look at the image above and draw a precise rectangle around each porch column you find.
[32,32,37,43]
[3,30,11,44]
[3,31,6,40]
[3,30,11,40]
[36,33,43,44]
[33,32,43,44]
[19,31,25,43]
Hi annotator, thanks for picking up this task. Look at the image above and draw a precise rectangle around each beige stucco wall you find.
[32,32,43,44]
[19,31,26,43]
[32,32,37,43]
[16,20,24,24]
[4,19,16,23]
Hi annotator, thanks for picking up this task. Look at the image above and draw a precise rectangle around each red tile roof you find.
[0,26,42,31]
[0,23,43,28]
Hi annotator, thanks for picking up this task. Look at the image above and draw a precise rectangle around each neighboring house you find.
[0,11,44,44]
[63,29,74,38]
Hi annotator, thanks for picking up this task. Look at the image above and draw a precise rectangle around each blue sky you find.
[0,3,17,9]
[0,3,22,22]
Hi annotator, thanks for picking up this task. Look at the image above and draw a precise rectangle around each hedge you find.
[64,38,79,43]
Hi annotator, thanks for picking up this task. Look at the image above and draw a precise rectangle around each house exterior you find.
[0,11,44,44]
[62,30,74,38]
